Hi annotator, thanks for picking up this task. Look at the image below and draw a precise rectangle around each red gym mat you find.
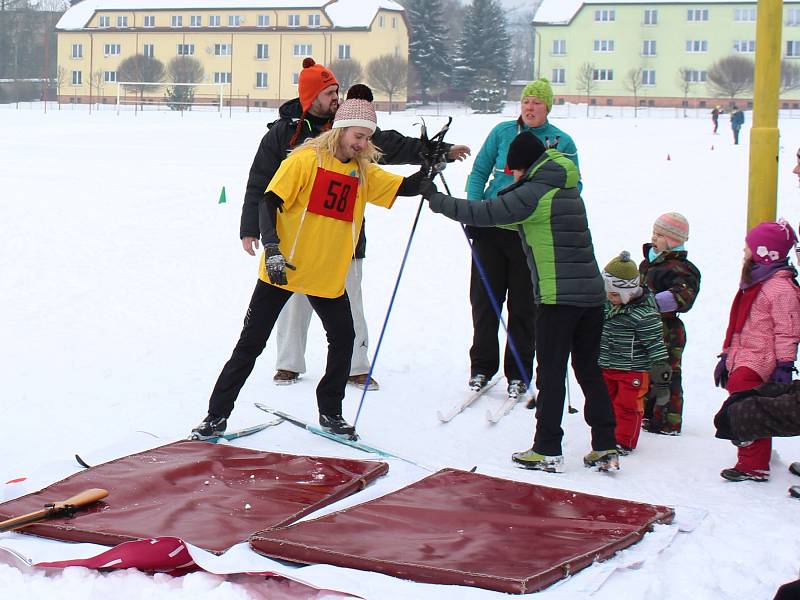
[0,440,388,553]
[250,468,674,594]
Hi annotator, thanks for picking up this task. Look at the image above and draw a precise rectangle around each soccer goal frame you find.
[115,81,227,114]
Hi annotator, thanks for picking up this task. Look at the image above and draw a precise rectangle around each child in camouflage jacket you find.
[600,251,670,453]
[639,213,701,435]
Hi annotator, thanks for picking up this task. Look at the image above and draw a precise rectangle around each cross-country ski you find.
[437,378,501,422]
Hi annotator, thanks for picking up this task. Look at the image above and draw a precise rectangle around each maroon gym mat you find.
[0,440,388,553]
[250,468,674,594]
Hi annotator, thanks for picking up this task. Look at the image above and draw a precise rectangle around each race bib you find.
[307,168,359,222]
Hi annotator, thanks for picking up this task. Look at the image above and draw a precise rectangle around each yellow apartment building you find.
[55,0,408,109]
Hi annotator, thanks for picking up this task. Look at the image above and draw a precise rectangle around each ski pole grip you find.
[51,488,109,513]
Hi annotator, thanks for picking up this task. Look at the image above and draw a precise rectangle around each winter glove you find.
[264,243,295,286]
[714,353,729,389]
[769,361,796,384]
[654,290,678,313]
[650,362,672,406]
[418,178,438,200]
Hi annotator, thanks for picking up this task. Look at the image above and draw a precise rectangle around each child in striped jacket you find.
[599,252,670,453]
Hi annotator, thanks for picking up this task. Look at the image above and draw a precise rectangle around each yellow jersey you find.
[261,147,403,298]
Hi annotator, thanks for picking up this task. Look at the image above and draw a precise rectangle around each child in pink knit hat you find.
[639,212,701,435]
[714,220,800,482]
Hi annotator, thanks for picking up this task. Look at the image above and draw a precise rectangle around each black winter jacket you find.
[240,98,443,258]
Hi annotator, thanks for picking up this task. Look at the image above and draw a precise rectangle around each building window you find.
[228,15,241,27]
[788,41,800,57]
[293,44,312,56]
[593,40,615,53]
[686,40,708,53]
[338,44,351,59]
[98,15,109,28]
[143,44,154,58]
[688,9,709,21]
[71,43,83,59]
[643,9,658,25]
[734,8,756,22]
[256,43,269,59]
[551,68,565,84]
[209,15,220,27]
[171,15,183,27]
[733,40,756,53]
[642,40,656,56]
[104,70,117,83]
[552,39,566,55]
[71,70,82,85]
[215,44,231,56]
[789,9,800,26]
[642,69,656,85]
[379,15,385,27]
[308,14,320,27]
[116,16,128,28]
[292,72,300,85]
[104,43,121,56]
[395,46,400,57]
[256,72,268,88]
[143,15,155,27]
[258,14,270,27]
[592,68,614,81]
[177,44,195,56]
[190,15,202,27]
[288,14,300,27]
[684,69,707,83]
[392,16,397,28]
[594,9,615,22]
[214,72,231,84]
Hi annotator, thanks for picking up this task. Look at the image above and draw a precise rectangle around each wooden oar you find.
[0,488,108,533]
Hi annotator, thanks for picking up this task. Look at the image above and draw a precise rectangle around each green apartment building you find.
[533,0,800,108]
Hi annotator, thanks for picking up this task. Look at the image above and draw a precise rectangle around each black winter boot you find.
[190,414,227,440]
[319,414,357,438]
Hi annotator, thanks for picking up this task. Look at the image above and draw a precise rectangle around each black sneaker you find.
[720,468,768,482]
[468,374,488,392]
[190,414,227,440]
[319,414,357,438]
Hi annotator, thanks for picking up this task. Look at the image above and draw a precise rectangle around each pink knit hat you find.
[332,98,377,133]
[746,220,797,264]
[653,212,689,248]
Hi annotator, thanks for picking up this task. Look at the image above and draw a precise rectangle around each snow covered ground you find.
[2,100,800,599]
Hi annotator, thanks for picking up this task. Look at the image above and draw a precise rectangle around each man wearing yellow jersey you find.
[192,98,427,439]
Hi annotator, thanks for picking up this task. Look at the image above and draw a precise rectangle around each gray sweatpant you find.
[275,258,371,376]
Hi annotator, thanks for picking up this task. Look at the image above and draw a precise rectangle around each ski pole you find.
[566,373,578,414]
[437,171,533,396]
[352,118,452,428]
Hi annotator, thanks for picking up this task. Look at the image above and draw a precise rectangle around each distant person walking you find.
[711,106,722,135]
[731,107,745,145]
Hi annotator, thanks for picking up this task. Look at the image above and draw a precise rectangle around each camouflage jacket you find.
[639,243,701,317]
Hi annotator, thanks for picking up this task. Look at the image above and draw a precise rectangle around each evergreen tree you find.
[453,0,511,95]
[405,0,449,104]
[468,70,505,113]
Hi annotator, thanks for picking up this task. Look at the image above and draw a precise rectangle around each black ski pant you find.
[531,304,617,456]
[468,227,536,383]
[208,279,354,419]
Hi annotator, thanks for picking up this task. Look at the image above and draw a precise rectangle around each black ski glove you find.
[650,362,672,406]
[264,243,295,286]
[419,178,438,200]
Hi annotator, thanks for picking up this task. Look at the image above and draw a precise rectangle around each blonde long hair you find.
[290,128,383,186]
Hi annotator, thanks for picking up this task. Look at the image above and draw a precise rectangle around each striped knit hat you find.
[602,251,642,304]
[332,98,377,133]
[653,212,689,247]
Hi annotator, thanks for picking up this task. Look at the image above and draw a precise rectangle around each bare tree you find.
[676,67,695,117]
[781,59,800,94]
[624,67,643,117]
[575,62,596,117]
[367,54,407,113]
[89,68,103,111]
[54,63,65,108]
[707,55,754,107]
[117,54,165,107]
[329,59,363,93]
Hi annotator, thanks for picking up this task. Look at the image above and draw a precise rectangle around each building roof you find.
[56,0,404,31]
[534,0,800,25]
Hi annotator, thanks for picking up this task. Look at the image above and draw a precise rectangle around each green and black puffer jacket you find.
[427,149,606,307]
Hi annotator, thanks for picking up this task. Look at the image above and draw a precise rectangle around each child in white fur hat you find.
[599,251,670,453]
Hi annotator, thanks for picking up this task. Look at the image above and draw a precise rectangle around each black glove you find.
[264,243,295,286]
[650,362,672,406]
[714,353,728,388]
[418,178,438,200]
